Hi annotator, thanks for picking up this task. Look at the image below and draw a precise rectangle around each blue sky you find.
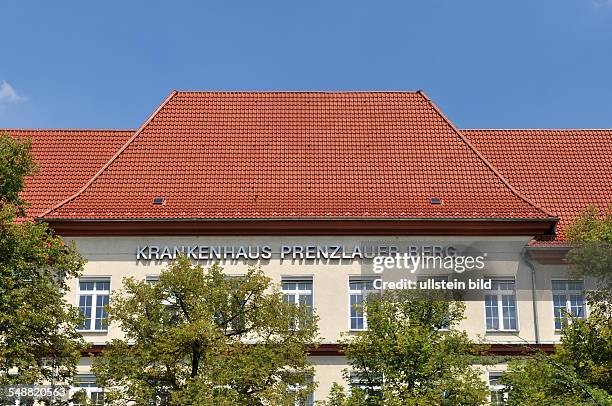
[1,0,612,129]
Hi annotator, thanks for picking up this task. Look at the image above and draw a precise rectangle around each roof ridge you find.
[37,91,178,219]
[417,91,558,219]
[174,90,422,94]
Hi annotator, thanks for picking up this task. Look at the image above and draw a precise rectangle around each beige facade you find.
[68,235,584,400]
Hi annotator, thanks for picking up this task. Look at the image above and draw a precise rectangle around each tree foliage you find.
[0,134,37,215]
[325,289,488,405]
[566,206,612,304]
[500,352,611,406]
[500,207,612,405]
[0,133,85,394]
[93,255,319,405]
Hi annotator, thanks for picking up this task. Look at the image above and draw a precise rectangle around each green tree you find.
[0,133,86,401]
[500,207,612,405]
[566,206,612,304]
[500,352,611,406]
[325,289,488,406]
[563,206,611,393]
[92,255,319,406]
[0,133,35,213]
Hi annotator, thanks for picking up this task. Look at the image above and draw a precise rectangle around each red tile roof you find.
[1,129,133,219]
[38,91,552,221]
[463,129,612,242]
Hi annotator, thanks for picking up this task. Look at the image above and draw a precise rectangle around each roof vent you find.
[152,197,165,206]
[430,197,442,205]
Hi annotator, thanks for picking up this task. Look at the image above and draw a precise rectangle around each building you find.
[6,91,612,403]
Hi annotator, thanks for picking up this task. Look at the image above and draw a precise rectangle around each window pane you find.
[349,279,378,330]
[80,281,94,291]
[502,295,517,330]
[299,294,313,318]
[570,294,585,318]
[146,275,159,284]
[349,281,362,290]
[490,391,504,406]
[553,294,567,330]
[96,281,110,291]
[79,295,92,329]
[298,282,312,291]
[485,295,499,330]
[349,279,375,291]
[489,372,505,405]
[91,391,104,405]
[350,294,364,327]
[95,295,109,330]
[282,282,297,290]
[552,280,567,291]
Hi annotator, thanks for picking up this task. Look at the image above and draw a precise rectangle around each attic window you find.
[152,197,165,206]
[430,197,442,205]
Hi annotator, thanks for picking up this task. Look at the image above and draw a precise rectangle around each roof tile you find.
[39,92,550,220]
[1,129,133,219]
[463,129,612,241]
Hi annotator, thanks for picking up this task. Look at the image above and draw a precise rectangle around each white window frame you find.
[282,277,314,319]
[488,371,506,405]
[288,377,314,406]
[552,280,586,331]
[70,374,104,405]
[484,279,519,332]
[76,277,110,332]
[348,277,379,331]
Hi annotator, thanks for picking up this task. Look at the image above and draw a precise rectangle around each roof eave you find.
[39,216,558,238]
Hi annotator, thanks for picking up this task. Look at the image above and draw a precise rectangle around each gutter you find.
[522,248,540,344]
[37,216,560,223]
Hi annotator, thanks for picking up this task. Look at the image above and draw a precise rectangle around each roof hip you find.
[416,91,556,219]
[37,91,179,219]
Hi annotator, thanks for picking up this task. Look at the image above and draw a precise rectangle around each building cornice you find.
[83,343,556,357]
[526,245,570,265]
[40,218,557,237]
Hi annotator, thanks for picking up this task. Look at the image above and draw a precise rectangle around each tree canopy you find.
[0,133,36,214]
[0,133,85,397]
[326,289,488,405]
[93,255,319,406]
[500,207,612,405]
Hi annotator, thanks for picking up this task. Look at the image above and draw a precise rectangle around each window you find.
[145,274,159,284]
[221,275,249,332]
[77,278,110,331]
[488,372,505,405]
[71,374,103,405]
[349,372,382,399]
[146,274,177,309]
[289,377,314,406]
[298,391,314,406]
[282,278,313,321]
[553,280,586,330]
[484,280,517,331]
[349,278,378,331]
